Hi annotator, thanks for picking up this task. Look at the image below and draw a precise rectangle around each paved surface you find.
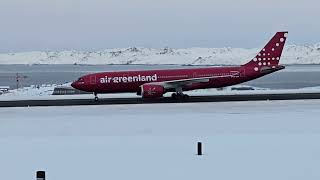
[1,93,320,107]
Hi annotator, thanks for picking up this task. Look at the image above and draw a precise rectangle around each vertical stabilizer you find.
[243,32,288,72]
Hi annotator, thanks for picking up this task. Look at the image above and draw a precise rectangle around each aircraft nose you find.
[71,81,78,89]
[71,77,85,90]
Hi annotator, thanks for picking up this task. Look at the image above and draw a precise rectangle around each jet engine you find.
[141,84,165,98]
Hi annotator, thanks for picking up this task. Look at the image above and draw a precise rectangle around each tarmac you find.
[1,93,320,107]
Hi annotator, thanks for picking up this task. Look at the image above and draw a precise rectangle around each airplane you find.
[72,31,288,101]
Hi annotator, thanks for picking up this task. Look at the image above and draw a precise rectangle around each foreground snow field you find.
[1,100,320,180]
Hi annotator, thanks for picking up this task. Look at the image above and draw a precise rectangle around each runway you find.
[1,92,320,107]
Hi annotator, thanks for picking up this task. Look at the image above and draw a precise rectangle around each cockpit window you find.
[78,78,84,82]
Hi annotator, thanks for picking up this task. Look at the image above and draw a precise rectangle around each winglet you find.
[243,32,288,70]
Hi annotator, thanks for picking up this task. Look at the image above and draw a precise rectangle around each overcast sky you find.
[0,0,319,53]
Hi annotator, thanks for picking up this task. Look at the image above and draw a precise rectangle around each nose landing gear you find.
[94,92,99,102]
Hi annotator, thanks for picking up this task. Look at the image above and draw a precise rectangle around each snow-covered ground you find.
[1,44,320,65]
[0,83,262,100]
[1,100,320,180]
[2,83,320,101]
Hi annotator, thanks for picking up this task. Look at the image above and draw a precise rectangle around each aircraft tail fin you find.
[243,32,288,69]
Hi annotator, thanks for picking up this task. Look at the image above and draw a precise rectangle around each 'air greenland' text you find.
[100,74,158,84]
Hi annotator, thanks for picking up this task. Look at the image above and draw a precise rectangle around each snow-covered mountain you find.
[1,44,320,65]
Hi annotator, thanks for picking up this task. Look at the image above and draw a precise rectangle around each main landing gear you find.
[171,87,189,99]
[94,92,99,102]
[171,93,189,99]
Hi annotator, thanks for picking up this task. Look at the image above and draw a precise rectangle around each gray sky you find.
[0,0,319,53]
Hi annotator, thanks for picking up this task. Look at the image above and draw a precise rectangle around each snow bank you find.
[1,44,320,65]
[1,82,320,101]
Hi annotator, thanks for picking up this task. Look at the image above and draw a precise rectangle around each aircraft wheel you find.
[171,93,178,99]
[183,94,189,99]
[176,93,183,99]
[93,92,99,102]
[172,93,188,100]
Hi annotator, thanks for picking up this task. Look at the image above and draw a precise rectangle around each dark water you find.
[0,64,320,89]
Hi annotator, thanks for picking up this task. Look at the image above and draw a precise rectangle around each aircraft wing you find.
[143,73,239,89]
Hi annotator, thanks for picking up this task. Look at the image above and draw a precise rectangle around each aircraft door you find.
[239,68,246,77]
[193,72,197,78]
[90,75,96,84]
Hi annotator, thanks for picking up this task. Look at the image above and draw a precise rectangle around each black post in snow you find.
[36,171,45,180]
[197,142,202,155]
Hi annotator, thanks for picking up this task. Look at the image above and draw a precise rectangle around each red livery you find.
[72,32,288,101]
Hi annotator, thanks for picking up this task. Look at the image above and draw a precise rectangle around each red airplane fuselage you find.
[71,32,288,99]
[71,65,283,94]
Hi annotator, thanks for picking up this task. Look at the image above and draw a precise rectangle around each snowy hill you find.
[1,44,320,65]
